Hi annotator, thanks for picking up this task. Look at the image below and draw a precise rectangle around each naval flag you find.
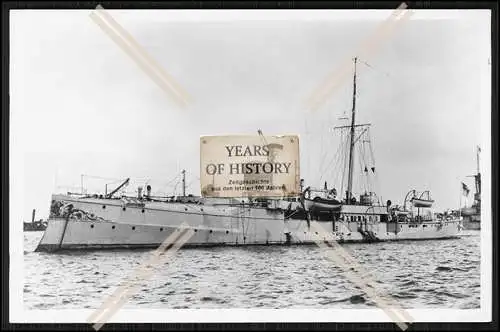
[462,182,470,196]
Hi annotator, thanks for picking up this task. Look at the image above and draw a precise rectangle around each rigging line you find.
[331,130,345,189]
[357,141,366,191]
[357,141,368,194]
[318,124,339,183]
[341,129,349,196]
[304,119,311,182]
[367,128,376,165]
[336,154,347,192]
[158,172,182,189]
[172,178,182,195]
[331,130,350,187]
[359,138,366,193]
[340,129,349,198]
[360,134,372,192]
[335,134,348,190]
[359,58,391,79]
[328,134,344,185]
[319,129,345,184]
[324,126,347,186]
[185,178,198,189]
[365,128,378,192]
[361,143,369,194]
[317,148,330,182]
[318,124,328,176]
[82,174,124,182]
[365,130,375,191]
[373,165,381,199]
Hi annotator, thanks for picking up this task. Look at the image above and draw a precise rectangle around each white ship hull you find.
[35,194,462,252]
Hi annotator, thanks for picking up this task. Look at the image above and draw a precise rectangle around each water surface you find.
[24,231,480,310]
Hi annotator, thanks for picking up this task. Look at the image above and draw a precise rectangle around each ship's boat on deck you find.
[410,198,434,208]
[302,187,342,212]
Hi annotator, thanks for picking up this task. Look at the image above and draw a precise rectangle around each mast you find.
[182,169,186,197]
[476,145,480,176]
[475,146,481,200]
[346,57,358,203]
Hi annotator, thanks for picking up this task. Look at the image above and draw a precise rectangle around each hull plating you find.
[35,195,462,252]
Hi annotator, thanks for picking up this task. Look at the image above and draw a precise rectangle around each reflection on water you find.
[24,230,480,309]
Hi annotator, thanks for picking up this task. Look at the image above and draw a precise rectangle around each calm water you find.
[24,231,481,310]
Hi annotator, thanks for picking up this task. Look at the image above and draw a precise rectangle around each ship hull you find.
[35,195,462,252]
[462,215,481,230]
[461,206,481,230]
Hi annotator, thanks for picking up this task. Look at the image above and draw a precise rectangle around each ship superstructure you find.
[461,146,481,230]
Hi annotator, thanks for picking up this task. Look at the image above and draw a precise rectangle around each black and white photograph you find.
[8,4,493,327]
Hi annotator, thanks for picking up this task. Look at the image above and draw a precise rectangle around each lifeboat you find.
[303,196,342,212]
[404,189,434,209]
[301,186,342,212]
[410,198,434,208]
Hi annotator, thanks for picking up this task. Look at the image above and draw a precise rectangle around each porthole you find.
[315,232,318,235]
[194,229,198,232]
[226,230,229,234]
[184,208,188,211]
[91,224,94,228]
[102,205,106,209]
[122,207,126,211]
[160,228,163,231]
[201,208,204,212]
[209,230,213,233]
[141,209,145,213]
[132,226,136,230]
[112,225,115,229]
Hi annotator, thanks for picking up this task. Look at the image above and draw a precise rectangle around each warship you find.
[461,146,481,230]
[35,58,462,252]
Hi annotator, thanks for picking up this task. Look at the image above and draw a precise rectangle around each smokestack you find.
[146,185,151,199]
[32,209,36,222]
[138,186,143,199]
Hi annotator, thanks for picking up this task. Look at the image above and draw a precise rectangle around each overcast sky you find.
[10,9,490,220]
